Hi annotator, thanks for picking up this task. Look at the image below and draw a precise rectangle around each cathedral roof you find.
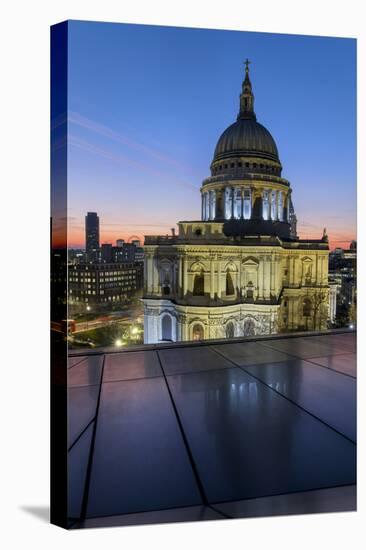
[212,60,280,165]
[213,118,279,163]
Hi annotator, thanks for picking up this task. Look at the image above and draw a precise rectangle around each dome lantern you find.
[238,58,256,121]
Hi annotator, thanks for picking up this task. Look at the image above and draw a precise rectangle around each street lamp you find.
[86,304,91,330]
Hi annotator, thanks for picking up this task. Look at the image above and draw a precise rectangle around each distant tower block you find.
[85,212,100,261]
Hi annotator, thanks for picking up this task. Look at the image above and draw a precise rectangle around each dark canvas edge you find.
[50,20,68,529]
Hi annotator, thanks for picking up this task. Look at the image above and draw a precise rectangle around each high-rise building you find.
[116,239,125,247]
[143,62,330,343]
[85,212,100,260]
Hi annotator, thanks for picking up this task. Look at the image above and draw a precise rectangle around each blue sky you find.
[67,20,356,248]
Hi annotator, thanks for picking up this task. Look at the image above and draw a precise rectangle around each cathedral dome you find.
[211,60,281,170]
[213,118,279,163]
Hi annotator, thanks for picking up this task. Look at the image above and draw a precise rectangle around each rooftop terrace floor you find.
[67,330,356,528]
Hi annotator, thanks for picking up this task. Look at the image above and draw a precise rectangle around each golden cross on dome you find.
[244,58,251,72]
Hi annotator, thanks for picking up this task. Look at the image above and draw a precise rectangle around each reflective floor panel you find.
[212,342,293,366]
[67,331,357,528]
[243,359,356,441]
[86,377,202,518]
[261,337,346,358]
[68,356,87,369]
[68,385,100,447]
[167,367,356,503]
[68,355,104,387]
[103,350,162,382]
[309,354,357,378]
[158,346,233,376]
[68,423,94,519]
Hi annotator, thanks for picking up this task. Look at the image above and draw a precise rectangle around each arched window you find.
[192,324,204,341]
[226,269,235,295]
[162,285,170,295]
[193,271,205,296]
[161,315,172,341]
[303,298,312,318]
[226,321,235,339]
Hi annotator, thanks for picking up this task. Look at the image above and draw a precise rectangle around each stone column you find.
[283,192,289,222]
[323,255,328,284]
[263,256,270,300]
[144,255,148,293]
[178,255,183,298]
[288,256,293,287]
[201,193,204,221]
[210,256,215,300]
[153,255,159,294]
[147,254,154,294]
[205,192,209,221]
[172,262,176,295]
[217,258,221,300]
[231,187,235,219]
[211,190,216,220]
[241,188,245,219]
[258,258,264,300]
[270,254,275,297]
[273,190,278,220]
[183,256,188,298]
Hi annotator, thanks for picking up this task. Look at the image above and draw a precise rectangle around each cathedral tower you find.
[143,62,329,343]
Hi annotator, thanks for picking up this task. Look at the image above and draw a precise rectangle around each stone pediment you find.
[242,256,259,266]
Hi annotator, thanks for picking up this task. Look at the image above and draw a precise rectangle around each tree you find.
[302,289,329,331]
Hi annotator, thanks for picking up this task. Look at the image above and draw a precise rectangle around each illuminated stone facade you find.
[143,62,329,343]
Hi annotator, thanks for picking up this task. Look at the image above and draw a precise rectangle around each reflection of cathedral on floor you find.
[143,61,330,344]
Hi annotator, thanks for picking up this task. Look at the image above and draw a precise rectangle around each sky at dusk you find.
[67,21,356,250]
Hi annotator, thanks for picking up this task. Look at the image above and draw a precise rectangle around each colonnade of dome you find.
[201,185,290,222]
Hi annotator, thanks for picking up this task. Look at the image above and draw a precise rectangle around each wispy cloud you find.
[69,111,198,176]
[68,134,199,192]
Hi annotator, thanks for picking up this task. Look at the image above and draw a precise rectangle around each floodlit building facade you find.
[143,62,330,343]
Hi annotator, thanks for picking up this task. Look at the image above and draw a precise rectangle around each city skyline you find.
[67,21,356,250]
